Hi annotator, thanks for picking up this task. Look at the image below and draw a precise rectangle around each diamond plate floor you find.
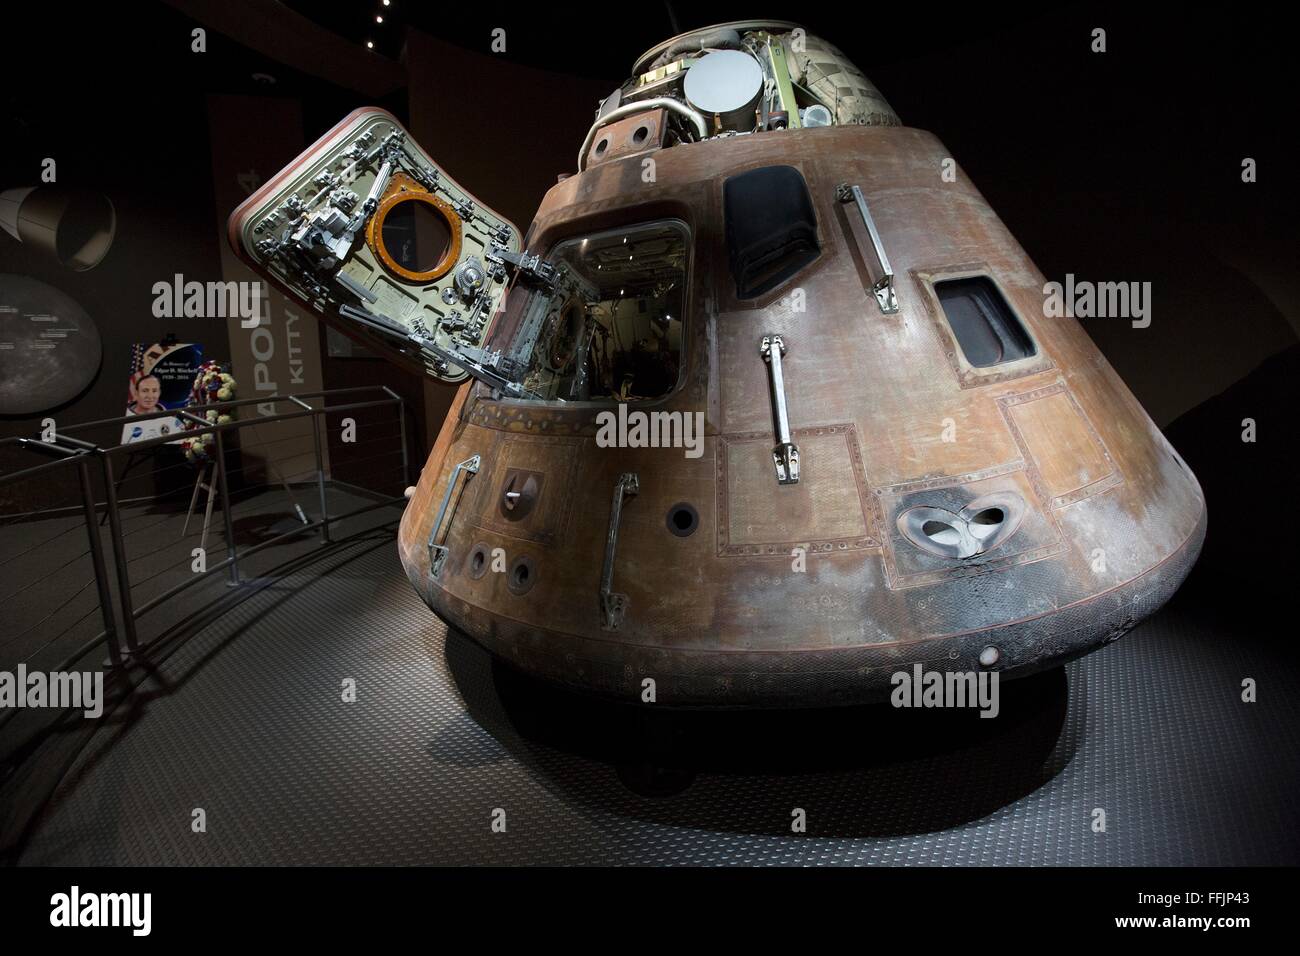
[14,524,1299,866]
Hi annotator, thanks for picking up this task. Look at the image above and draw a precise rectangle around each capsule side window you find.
[723,165,821,299]
[933,276,1035,367]
[485,218,691,403]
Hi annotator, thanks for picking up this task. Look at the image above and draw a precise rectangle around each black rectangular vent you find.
[724,165,820,299]
[934,277,1036,367]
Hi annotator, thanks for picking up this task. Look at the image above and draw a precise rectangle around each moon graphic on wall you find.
[0,274,102,415]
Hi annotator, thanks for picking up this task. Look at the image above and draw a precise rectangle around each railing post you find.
[98,450,139,653]
[382,387,410,489]
[213,428,240,586]
[397,399,410,489]
[76,455,123,669]
[73,457,123,671]
[291,396,330,544]
[313,408,330,544]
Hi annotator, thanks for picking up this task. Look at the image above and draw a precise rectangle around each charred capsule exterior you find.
[231,22,1205,706]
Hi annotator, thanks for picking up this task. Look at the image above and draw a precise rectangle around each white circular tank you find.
[683,50,764,131]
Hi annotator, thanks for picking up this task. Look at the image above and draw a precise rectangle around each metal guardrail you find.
[0,387,411,736]
[0,440,121,671]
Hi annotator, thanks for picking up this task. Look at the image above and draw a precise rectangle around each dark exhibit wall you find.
[390,3,1300,434]
[287,1,1300,428]
[0,146,224,509]
[2,1,1296,484]
[0,0,1298,885]
[0,32,224,429]
[0,4,250,509]
[864,8,1298,426]
[404,31,614,237]
[401,30,613,444]
[0,1,611,511]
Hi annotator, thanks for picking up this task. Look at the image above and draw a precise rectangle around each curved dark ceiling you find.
[278,1,1035,80]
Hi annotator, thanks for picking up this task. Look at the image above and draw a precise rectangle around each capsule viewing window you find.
[934,276,1035,367]
[724,165,820,299]
[382,202,451,273]
[371,188,462,283]
[487,219,690,403]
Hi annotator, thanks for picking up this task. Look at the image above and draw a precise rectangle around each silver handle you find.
[426,454,480,578]
[760,335,800,484]
[836,183,899,314]
[600,472,639,630]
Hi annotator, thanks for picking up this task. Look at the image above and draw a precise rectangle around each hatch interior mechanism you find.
[231,108,574,398]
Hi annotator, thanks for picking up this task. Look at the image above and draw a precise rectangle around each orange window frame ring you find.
[365,173,463,284]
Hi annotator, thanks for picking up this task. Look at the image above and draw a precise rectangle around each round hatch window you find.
[372,190,461,282]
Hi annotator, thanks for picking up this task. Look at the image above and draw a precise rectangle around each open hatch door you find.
[229,107,556,396]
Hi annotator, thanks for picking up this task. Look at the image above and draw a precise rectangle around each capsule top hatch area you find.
[683,50,765,132]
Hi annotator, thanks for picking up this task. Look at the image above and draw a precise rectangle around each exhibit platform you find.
[8,520,1295,866]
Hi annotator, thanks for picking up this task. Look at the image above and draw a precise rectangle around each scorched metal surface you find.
[229,22,1205,706]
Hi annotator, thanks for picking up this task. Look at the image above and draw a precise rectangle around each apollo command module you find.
[229,21,1206,706]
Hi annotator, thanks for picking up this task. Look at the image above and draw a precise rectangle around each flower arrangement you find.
[180,360,237,463]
